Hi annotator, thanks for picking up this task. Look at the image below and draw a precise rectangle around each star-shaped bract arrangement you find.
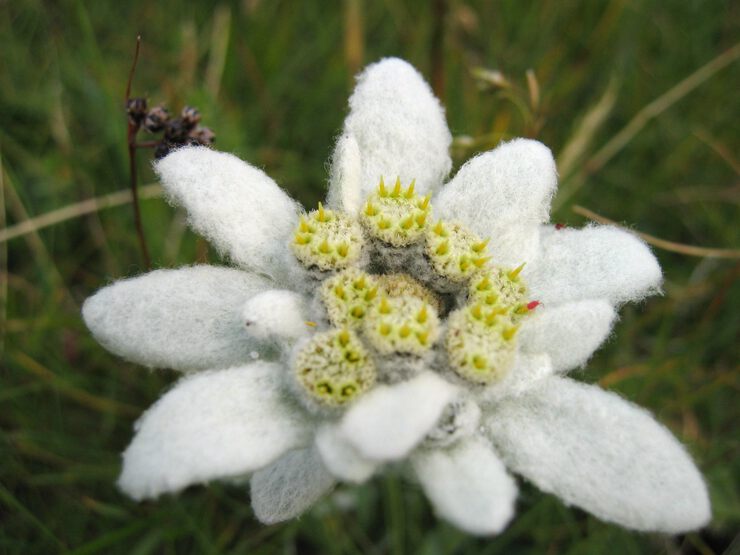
[83,58,709,535]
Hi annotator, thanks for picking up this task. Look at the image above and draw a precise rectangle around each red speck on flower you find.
[527,301,540,311]
[555,223,566,230]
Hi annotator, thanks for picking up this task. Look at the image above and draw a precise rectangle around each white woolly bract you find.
[315,424,377,484]
[485,376,710,533]
[412,437,517,535]
[328,58,452,206]
[339,371,458,461]
[434,139,557,267]
[82,266,272,372]
[242,289,309,341]
[155,147,301,284]
[527,224,662,306]
[519,300,617,372]
[481,353,553,403]
[250,447,335,524]
[118,363,311,500]
[327,133,362,215]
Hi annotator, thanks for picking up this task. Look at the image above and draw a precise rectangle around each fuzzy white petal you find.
[412,437,517,535]
[242,289,309,342]
[118,363,311,500]
[82,266,272,372]
[527,225,662,305]
[328,58,452,213]
[155,146,301,283]
[326,133,363,215]
[481,353,553,404]
[485,376,710,533]
[434,139,557,266]
[340,371,458,461]
[315,424,377,484]
[250,447,335,524]
[519,300,617,372]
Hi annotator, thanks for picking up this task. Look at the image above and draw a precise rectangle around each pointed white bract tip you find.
[413,438,517,535]
[117,364,310,501]
[339,57,452,201]
[434,138,557,266]
[82,266,272,372]
[242,289,308,342]
[155,146,300,283]
[528,225,663,305]
[486,376,711,533]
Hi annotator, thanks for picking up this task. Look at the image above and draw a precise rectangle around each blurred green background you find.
[1,1,738,553]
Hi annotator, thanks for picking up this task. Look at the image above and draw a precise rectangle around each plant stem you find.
[125,35,151,270]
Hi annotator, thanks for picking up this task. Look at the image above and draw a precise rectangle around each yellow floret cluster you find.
[289,177,539,408]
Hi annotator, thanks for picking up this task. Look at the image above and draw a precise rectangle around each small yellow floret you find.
[291,205,364,271]
[359,177,431,247]
[425,221,491,283]
[294,329,376,407]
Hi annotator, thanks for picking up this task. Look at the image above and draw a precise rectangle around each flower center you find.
[288,177,538,409]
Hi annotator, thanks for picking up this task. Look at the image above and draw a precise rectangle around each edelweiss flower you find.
[83,58,710,535]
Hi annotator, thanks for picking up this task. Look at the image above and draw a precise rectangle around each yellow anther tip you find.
[392,177,402,196]
[404,179,416,198]
[502,325,520,341]
[378,177,388,197]
[417,306,428,324]
[508,263,526,280]
[435,241,449,256]
[473,256,491,268]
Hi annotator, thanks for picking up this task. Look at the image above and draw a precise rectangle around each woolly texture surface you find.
[413,438,517,535]
[250,447,335,524]
[315,424,377,483]
[481,353,553,403]
[155,147,301,283]
[242,289,308,341]
[485,376,711,533]
[82,57,709,537]
[434,139,557,267]
[118,363,310,500]
[527,225,662,306]
[327,133,362,214]
[519,300,617,372]
[328,58,452,208]
[82,266,272,372]
[340,371,458,461]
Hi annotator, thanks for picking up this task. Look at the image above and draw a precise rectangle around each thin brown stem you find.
[125,35,151,269]
[572,205,740,259]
